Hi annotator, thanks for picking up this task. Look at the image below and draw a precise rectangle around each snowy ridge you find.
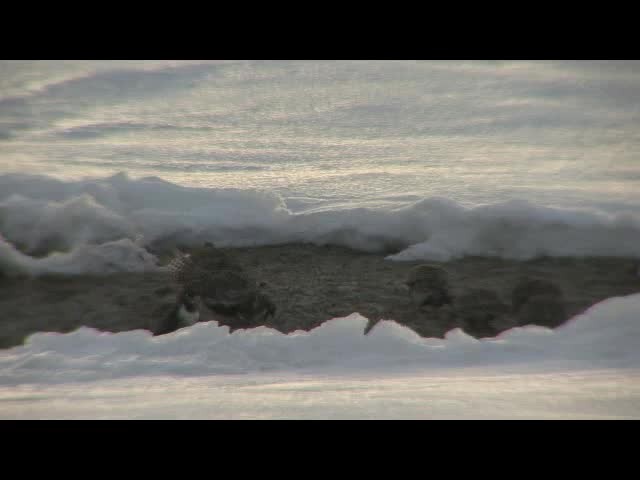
[1,293,639,385]
[1,172,640,276]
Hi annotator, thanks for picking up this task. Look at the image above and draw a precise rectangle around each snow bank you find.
[2,173,640,274]
[1,293,638,385]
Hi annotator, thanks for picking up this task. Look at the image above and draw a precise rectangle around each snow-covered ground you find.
[3,369,638,419]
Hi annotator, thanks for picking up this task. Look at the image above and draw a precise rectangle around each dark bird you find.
[405,264,452,308]
[165,243,276,330]
[150,288,200,336]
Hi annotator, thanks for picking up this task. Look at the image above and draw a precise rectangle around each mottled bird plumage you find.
[166,243,276,327]
[406,264,452,308]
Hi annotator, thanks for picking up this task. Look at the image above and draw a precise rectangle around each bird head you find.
[179,288,200,312]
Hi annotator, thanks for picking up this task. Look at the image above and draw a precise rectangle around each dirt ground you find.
[1,243,638,349]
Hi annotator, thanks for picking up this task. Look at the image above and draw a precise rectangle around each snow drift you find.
[1,172,640,277]
[1,293,639,386]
